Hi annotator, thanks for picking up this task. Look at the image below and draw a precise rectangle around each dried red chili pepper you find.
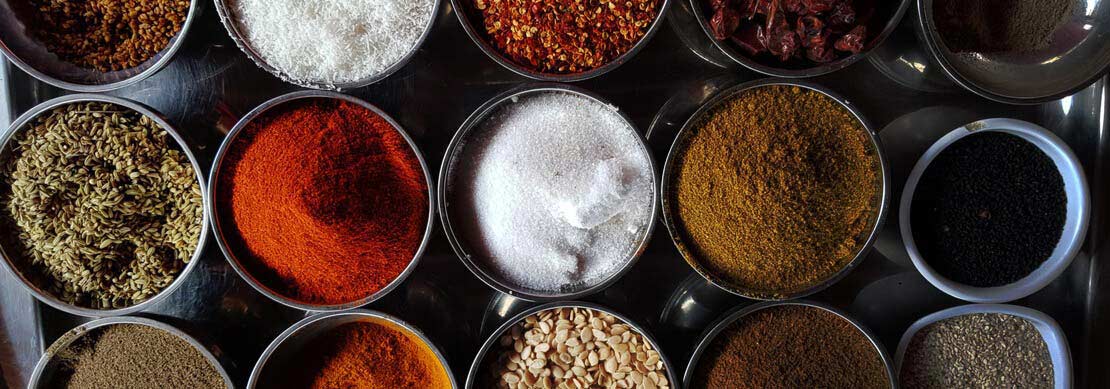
[731,24,766,54]
[711,8,742,40]
[759,18,799,61]
[703,0,872,65]
[834,25,866,53]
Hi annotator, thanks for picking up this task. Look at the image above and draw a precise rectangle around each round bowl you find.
[29,316,233,388]
[898,118,1090,303]
[0,0,199,92]
[661,78,890,300]
[917,0,1110,104]
[690,0,911,77]
[451,0,673,82]
[208,90,436,311]
[683,300,896,389]
[894,304,1072,388]
[438,83,660,302]
[213,0,441,90]
[0,94,210,317]
[465,301,679,389]
[249,309,457,388]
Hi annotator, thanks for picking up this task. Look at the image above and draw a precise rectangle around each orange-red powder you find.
[291,320,452,389]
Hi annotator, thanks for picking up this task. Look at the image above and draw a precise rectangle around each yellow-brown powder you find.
[669,85,880,297]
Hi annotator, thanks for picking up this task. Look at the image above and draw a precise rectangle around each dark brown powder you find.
[934,0,1075,53]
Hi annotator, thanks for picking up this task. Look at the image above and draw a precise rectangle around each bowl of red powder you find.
[209,91,434,311]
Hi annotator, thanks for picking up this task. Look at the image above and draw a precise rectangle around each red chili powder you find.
[217,98,428,305]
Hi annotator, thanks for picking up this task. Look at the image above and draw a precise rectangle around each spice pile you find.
[901,313,1054,388]
[484,307,670,389]
[48,323,226,389]
[691,304,890,388]
[285,320,452,388]
[704,0,876,64]
[12,0,190,71]
[216,98,428,305]
[471,0,661,74]
[232,0,435,84]
[934,0,1075,54]
[669,85,879,297]
[0,102,203,309]
[448,91,654,295]
[911,132,1065,287]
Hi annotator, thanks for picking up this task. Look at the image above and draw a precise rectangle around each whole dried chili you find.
[706,0,874,64]
[471,0,661,74]
[216,98,429,305]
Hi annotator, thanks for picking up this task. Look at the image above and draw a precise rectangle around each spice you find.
[705,0,876,64]
[692,304,889,389]
[286,320,452,389]
[911,132,1065,287]
[668,85,879,297]
[232,0,435,84]
[901,313,1054,388]
[470,0,661,74]
[0,102,203,309]
[934,0,1075,53]
[447,91,654,294]
[48,323,226,389]
[11,0,190,71]
[216,98,428,305]
[484,307,670,389]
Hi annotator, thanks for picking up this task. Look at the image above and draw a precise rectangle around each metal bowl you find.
[208,90,436,312]
[465,301,680,389]
[248,309,458,388]
[28,316,234,388]
[660,78,890,300]
[438,83,660,302]
[0,0,200,92]
[917,0,1110,104]
[451,0,673,82]
[0,94,211,317]
[213,0,441,90]
[689,0,911,78]
[682,300,896,389]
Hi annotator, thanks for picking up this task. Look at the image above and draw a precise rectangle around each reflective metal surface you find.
[0,3,1108,388]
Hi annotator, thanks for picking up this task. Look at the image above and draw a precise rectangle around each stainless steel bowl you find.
[917,0,1110,104]
[682,300,896,389]
[248,309,458,388]
[438,83,660,302]
[0,94,211,317]
[213,0,441,90]
[690,0,911,78]
[208,90,436,312]
[660,78,890,300]
[465,301,680,389]
[0,0,200,92]
[451,0,673,82]
[28,316,234,388]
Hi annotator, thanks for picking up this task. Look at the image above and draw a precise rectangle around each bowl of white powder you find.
[439,84,659,301]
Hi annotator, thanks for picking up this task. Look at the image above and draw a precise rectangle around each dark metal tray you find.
[1,3,1108,388]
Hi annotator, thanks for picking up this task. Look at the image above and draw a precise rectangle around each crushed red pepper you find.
[472,0,661,74]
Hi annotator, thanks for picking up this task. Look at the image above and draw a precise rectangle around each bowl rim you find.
[0,0,200,92]
[436,83,660,302]
[688,0,912,78]
[681,300,896,389]
[659,77,891,300]
[463,301,680,389]
[207,90,437,311]
[893,303,1073,388]
[449,0,674,82]
[897,118,1091,303]
[247,309,458,388]
[0,94,211,317]
[212,0,442,90]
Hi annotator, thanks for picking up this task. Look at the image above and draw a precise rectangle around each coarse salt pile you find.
[231,0,435,85]
[450,91,654,294]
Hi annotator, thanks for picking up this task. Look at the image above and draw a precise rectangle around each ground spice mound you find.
[289,321,452,389]
[692,305,890,389]
[670,85,879,297]
[934,0,1075,54]
[12,0,191,71]
[217,98,428,305]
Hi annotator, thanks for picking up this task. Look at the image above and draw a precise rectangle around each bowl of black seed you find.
[899,118,1089,303]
